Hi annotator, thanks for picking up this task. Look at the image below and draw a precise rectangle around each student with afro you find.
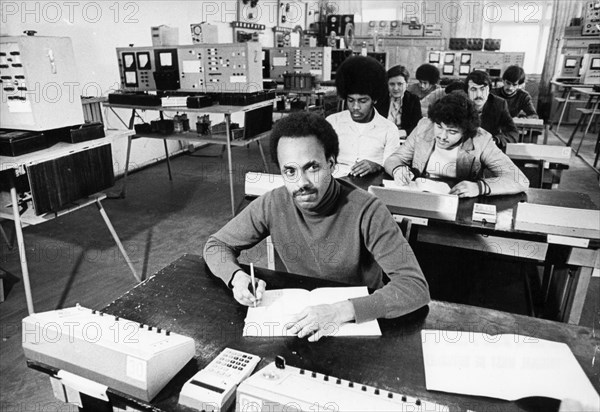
[407,63,441,100]
[326,56,401,177]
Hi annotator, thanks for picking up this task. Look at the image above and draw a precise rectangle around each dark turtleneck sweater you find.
[204,178,430,323]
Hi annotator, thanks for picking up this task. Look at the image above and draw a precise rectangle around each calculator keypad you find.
[203,349,260,382]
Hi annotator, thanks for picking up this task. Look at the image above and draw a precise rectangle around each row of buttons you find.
[88,308,172,335]
[297,368,422,404]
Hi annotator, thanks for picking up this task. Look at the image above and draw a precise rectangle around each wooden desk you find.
[566,88,600,159]
[343,175,599,324]
[104,100,275,216]
[512,117,547,144]
[505,143,570,189]
[27,254,600,411]
[550,80,593,132]
[244,172,598,324]
[0,131,139,314]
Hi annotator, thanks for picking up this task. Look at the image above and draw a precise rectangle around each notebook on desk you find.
[243,286,381,338]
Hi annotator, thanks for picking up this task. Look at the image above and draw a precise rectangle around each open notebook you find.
[421,330,600,410]
[243,286,381,338]
[382,178,452,195]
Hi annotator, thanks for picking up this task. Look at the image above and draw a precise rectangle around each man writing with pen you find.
[203,111,430,342]
[325,56,402,177]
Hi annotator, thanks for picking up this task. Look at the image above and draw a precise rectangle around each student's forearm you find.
[203,236,242,285]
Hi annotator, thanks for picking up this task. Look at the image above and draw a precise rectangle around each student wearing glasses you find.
[492,65,538,119]
[383,91,529,198]
[374,65,422,137]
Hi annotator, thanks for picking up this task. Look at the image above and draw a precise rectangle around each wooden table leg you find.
[556,88,572,133]
[567,111,586,147]
[560,265,594,325]
[225,114,236,217]
[163,139,173,181]
[257,141,269,173]
[95,199,140,282]
[9,173,34,314]
[120,134,133,198]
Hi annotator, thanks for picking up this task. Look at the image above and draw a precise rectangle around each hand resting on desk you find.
[350,159,382,177]
[448,181,480,198]
[285,300,356,342]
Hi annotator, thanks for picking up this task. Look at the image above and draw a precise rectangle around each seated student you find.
[326,56,400,177]
[407,63,441,100]
[465,70,519,150]
[383,91,529,197]
[492,65,538,118]
[204,112,430,342]
[374,65,422,136]
[420,80,466,117]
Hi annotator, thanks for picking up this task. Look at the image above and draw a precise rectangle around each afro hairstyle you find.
[335,55,387,102]
[415,64,441,84]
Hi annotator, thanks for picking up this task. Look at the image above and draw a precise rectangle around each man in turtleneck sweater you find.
[204,112,430,342]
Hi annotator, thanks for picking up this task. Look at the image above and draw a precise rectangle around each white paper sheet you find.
[421,330,599,410]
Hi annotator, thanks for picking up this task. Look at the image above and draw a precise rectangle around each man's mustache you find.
[293,188,317,197]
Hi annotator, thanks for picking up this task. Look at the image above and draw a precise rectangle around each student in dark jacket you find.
[465,70,519,151]
[492,65,538,118]
[375,65,422,137]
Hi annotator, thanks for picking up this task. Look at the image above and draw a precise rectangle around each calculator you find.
[178,348,261,411]
[472,203,497,224]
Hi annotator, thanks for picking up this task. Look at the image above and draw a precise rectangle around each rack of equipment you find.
[116,42,263,93]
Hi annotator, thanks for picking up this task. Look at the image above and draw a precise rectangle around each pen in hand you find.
[250,263,257,308]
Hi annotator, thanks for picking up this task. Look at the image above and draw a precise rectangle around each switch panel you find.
[0,36,84,131]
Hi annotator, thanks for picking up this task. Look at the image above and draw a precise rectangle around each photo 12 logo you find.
[22,319,140,345]
[1,1,140,24]
[1,81,107,106]
[402,1,542,24]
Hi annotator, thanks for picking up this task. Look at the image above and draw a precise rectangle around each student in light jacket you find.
[384,91,529,198]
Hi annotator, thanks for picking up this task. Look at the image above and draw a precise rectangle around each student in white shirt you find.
[326,56,400,177]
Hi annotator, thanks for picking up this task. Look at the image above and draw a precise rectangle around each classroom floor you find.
[1,124,598,407]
